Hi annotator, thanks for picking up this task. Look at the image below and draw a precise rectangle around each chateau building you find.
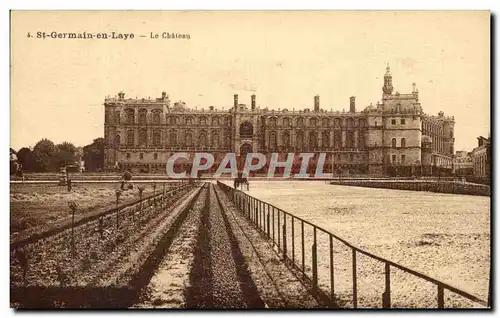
[103,64,455,176]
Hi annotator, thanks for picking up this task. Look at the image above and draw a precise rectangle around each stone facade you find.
[103,64,455,176]
[471,136,490,180]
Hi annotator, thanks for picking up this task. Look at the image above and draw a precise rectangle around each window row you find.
[106,109,233,126]
[115,131,231,147]
[267,131,366,149]
[266,117,367,128]
[390,118,406,125]
[391,138,406,148]
[391,154,406,164]
[125,153,159,160]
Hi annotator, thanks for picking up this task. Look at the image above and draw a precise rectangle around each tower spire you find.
[383,63,393,95]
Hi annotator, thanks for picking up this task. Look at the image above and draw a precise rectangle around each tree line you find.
[11,138,105,173]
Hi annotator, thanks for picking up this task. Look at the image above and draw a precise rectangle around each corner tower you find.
[382,63,394,96]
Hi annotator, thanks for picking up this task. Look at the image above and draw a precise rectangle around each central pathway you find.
[186,184,264,308]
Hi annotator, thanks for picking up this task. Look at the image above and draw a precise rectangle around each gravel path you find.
[186,183,264,308]
[134,184,208,308]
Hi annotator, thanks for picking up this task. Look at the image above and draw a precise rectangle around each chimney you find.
[251,94,256,110]
[314,95,320,112]
[162,91,167,99]
[234,94,238,108]
[118,91,125,100]
[350,96,356,113]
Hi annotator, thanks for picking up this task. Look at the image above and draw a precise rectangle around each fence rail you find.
[217,181,490,309]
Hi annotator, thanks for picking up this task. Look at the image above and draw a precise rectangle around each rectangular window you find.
[154,153,158,160]
[349,154,353,162]
[391,119,396,125]
[401,154,406,163]
[392,154,397,163]
[401,118,406,125]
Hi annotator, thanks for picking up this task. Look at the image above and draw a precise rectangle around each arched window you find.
[127,130,134,145]
[347,118,353,128]
[401,138,406,148]
[185,132,193,146]
[153,130,161,146]
[126,109,135,124]
[334,131,342,149]
[114,134,121,146]
[186,117,193,125]
[322,131,329,147]
[212,133,219,147]
[334,118,341,128]
[199,117,207,125]
[359,118,366,128]
[168,116,177,125]
[139,109,147,125]
[239,121,253,136]
[139,153,144,160]
[212,117,219,125]
[283,118,290,127]
[199,132,207,146]
[296,132,304,149]
[359,132,365,149]
[225,134,231,146]
[269,131,277,150]
[392,138,397,148]
[322,118,329,127]
[115,111,121,124]
[153,112,161,125]
[346,131,354,148]
[283,132,290,147]
[169,132,177,145]
[310,118,318,127]
[139,129,147,146]
[296,118,304,127]
[309,132,317,149]
[269,117,277,127]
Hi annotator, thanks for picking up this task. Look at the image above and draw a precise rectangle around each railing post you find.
[272,206,275,243]
[277,210,281,249]
[437,285,444,309]
[259,201,262,230]
[267,211,270,238]
[352,249,358,308]
[283,216,287,259]
[330,235,334,301]
[312,227,318,294]
[301,220,305,274]
[383,262,391,308]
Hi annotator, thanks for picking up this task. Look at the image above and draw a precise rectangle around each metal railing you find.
[217,181,490,309]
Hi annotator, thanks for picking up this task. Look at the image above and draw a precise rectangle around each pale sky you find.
[11,11,490,151]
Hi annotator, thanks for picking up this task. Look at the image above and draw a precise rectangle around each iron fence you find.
[217,181,490,309]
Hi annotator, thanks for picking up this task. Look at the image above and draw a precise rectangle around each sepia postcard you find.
[9,10,491,309]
